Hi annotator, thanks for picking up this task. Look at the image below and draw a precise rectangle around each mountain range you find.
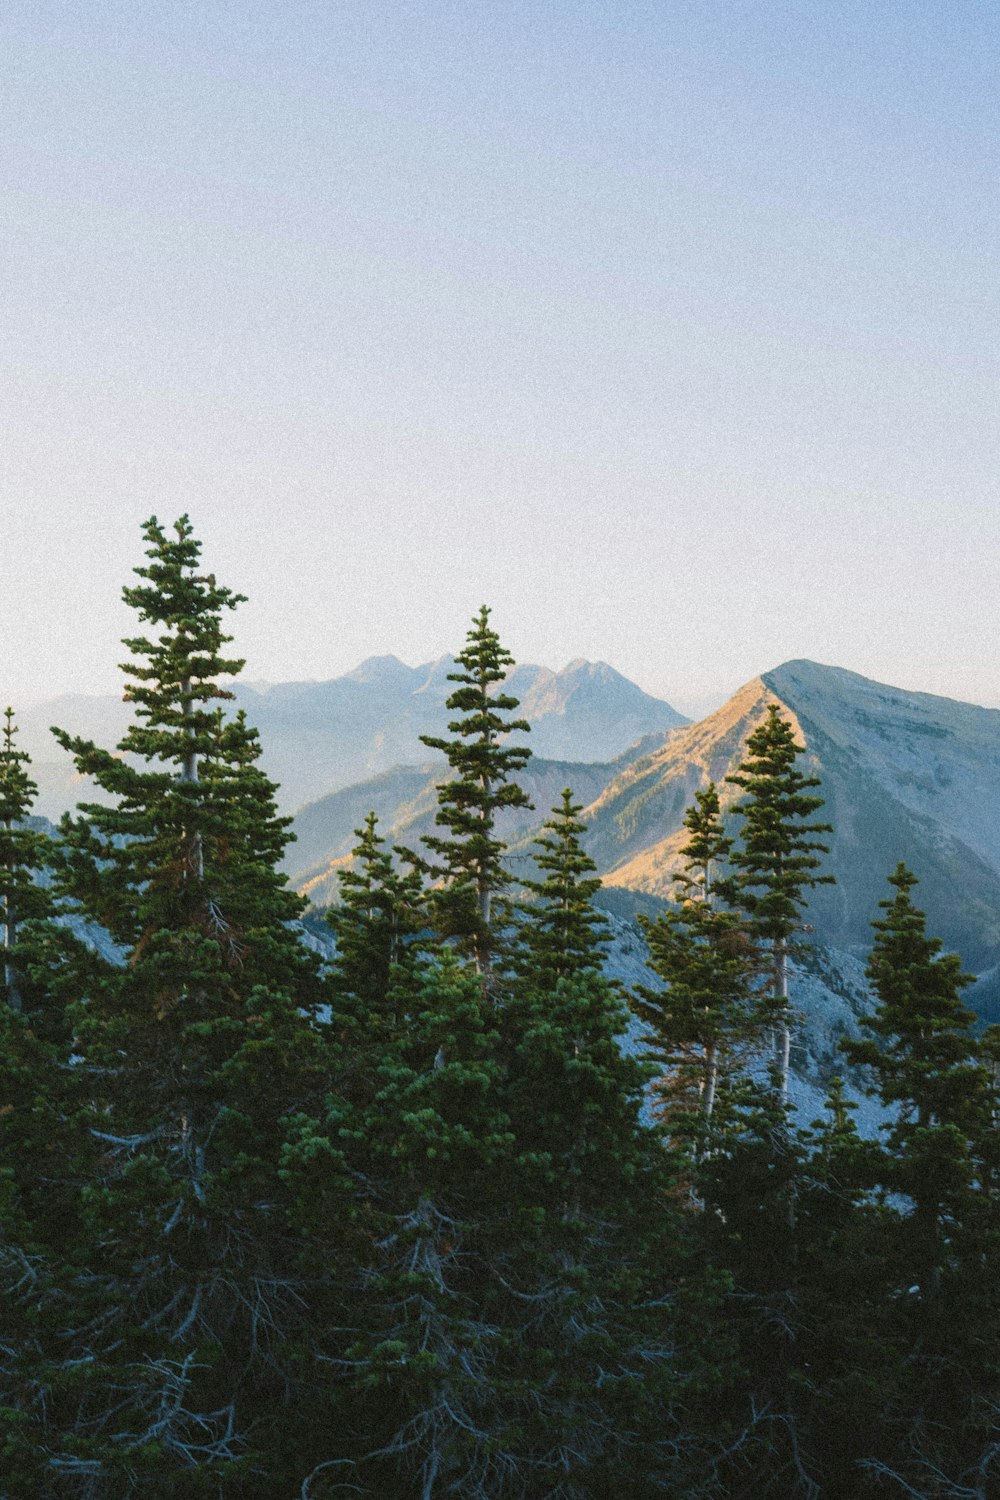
[13,656,687,821]
[20,649,1000,1112]
[285,659,1000,1026]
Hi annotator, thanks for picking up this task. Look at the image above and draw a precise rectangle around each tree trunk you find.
[704,1042,718,1123]
[777,937,790,1107]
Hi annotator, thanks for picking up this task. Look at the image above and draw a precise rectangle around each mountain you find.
[288,741,666,907]
[583,660,1000,971]
[12,658,686,821]
[289,659,1000,988]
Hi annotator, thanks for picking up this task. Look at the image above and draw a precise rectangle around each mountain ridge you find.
[12,656,686,821]
[283,658,1000,995]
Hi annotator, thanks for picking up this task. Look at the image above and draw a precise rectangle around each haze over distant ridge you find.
[15,654,686,821]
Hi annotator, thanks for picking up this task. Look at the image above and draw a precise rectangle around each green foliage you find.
[632,783,762,1156]
[727,706,834,948]
[41,516,326,1495]
[6,533,1000,1500]
[325,810,427,1041]
[727,705,834,1108]
[515,787,609,984]
[419,604,532,973]
[840,865,1000,1495]
[0,709,96,1498]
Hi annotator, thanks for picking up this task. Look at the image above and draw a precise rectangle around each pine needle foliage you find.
[419,605,532,975]
[841,865,1000,1496]
[632,783,761,1154]
[45,516,326,1496]
[515,787,609,986]
[0,712,95,1497]
[727,705,833,1104]
[0,707,54,1014]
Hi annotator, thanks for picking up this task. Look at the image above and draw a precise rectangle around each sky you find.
[3,0,999,718]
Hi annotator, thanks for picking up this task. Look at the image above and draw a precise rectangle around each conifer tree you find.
[842,865,1000,1494]
[786,1079,895,1495]
[632,783,760,1154]
[0,713,95,1496]
[419,605,531,977]
[491,790,707,1492]
[325,811,426,1040]
[727,706,833,1105]
[47,516,326,1496]
[516,787,609,985]
[322,951,515,1499]
[0,707,53,1014]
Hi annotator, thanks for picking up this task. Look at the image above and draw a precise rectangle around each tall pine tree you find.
[47,516,326,1496]
[491,790,715,1494]
[0,713,95,1497]
[842,865,1000,1495]
[419,605,531,979]
[632,782,761,1157]
[727,706,833,1106]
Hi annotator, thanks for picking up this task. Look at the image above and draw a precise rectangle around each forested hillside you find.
[2,518,998,1499]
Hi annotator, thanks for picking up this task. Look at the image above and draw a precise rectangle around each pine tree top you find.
[862,863,977,1042]
[726,705,834,941]
[0,707,38,822]
[517,787,609,984]
[0,706,53,912]
[844,864,987,1130]
[417,606,533,972]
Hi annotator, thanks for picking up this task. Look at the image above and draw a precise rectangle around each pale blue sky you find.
[3,1,999,715]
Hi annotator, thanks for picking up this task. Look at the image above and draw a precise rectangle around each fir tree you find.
[492,790,712,1493]
[515,787,609,986]
[325,810,427,1043]
[47,516,326,1496]
[0,706,53,1014]
[419,605,531,978]
[842,865,1000,1495]
[632,783,760,1155]
[0,714,86,1496]
[324,951,515,1499]
[727,706,833,1106]
[785,1079,895,1496]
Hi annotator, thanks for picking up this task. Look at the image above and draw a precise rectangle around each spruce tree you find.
[631,783,760,1156]
[0,706,53,1014]
[419,605,531,978]
[491,790,709,1493]
[47,516,326,1496]
[0,713,95,1497]
[323,951,515,1499]
[842,865,1000,1494]
[325,811,427,1042]
[515,787,609,985]
[727,706,833,1106]
[786,1080,894,1496]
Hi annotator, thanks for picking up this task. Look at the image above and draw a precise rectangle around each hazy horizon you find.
[9,641,1000,731]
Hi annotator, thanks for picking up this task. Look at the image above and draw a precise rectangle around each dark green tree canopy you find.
[727,704,833,944]
[0,707,54,1014]
[844,863,983,1133]
[419,604,532,971]
[516,786,609,987]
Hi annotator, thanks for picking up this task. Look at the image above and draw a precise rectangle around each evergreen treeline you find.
[1,518,998,1499]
